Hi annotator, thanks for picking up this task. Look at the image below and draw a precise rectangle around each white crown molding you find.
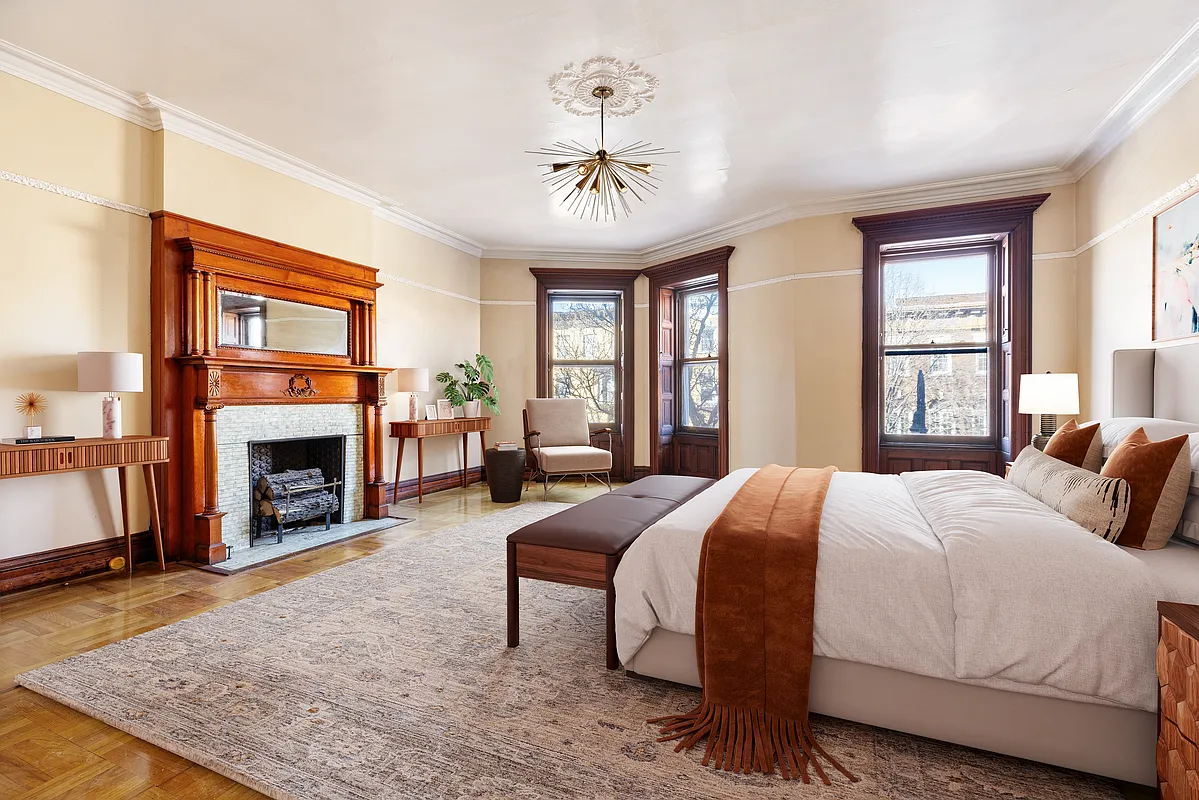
[643,166,1070,264]
[1064,17,1199,180]
[372,204,483,258]
[0,39,483,257]
[480,246,645,264]
[0,39,158,128]
[138,93,485,257]
[3,26,1198,266]
[484,166,1069,265]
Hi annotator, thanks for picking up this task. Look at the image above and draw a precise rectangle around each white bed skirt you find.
[626,627,1156,786]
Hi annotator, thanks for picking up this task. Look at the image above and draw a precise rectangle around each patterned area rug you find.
[18,503,1123,799]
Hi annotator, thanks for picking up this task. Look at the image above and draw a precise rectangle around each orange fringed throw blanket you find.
[651,465,856,784]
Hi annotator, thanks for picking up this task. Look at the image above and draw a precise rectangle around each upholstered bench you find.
[506,475,715,669]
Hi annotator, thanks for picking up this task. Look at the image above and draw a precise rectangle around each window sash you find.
[548,292,623,427]
[676,283,721,433]
[878,243,999,446]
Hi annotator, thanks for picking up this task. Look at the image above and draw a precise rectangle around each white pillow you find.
[1090,417,1199,493]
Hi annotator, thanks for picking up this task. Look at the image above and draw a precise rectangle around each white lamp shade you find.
[77,352,144,394]
[1018,373,1079,415]
[393,368,429,393]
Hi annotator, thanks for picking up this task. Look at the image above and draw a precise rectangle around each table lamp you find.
[394,368,430,421]
[1018,372,1079,450]
[78,352,144,439]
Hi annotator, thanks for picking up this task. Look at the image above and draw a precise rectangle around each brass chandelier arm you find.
[528,82,674,221]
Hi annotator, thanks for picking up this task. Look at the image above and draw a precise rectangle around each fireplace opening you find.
[249,435,346,546]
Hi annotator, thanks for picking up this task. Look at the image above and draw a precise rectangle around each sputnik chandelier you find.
[529,57,673,221]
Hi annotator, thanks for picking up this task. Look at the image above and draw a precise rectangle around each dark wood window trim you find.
[675,281,721,434]
[532,268,640,481]
[878,241,1001,448]
[853,194,1049,474]
[644,246,732,478]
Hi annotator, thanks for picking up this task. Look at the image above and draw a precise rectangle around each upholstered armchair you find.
[523,398,614,499]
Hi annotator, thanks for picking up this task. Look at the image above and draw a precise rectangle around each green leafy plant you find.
[436,353,500,415]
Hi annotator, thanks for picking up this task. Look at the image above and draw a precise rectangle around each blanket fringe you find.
[649,702,857,784]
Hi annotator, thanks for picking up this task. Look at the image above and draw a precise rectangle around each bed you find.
[613,344,1199,786]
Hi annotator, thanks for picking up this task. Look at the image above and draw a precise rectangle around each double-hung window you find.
[677,285,720,430]
[880,245,996,441]
[548,294,621,425]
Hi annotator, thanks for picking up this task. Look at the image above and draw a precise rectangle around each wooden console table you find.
[390,417,490,503]
[0,436,169,573]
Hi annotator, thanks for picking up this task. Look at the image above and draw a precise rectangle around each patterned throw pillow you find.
[1007,447,1131,542]
[1043,419,1103,472]
[1101,428,1192,550]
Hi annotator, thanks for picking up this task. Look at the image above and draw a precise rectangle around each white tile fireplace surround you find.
[216,404,364,552]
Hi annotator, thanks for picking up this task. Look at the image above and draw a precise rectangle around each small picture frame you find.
[425,404,438,421]
[436,399,455,420]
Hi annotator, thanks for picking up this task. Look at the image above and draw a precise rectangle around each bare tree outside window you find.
[881,251,992,439]
[549,297,620,424]
[680,288,720,429]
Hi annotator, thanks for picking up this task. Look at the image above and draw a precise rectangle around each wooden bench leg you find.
[605,553,618,669]
[507,540,519,648]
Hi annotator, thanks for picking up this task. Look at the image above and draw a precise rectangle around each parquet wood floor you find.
[0,483,614,799]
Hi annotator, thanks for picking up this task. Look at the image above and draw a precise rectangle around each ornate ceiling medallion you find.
[532,60,674,222]
[547,56,658,117]
[530,86,672,221]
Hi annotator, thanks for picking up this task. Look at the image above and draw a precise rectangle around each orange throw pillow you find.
[1100,428,1191,549]
[1043,420,1103,472]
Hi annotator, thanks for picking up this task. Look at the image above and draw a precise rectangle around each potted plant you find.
[437,354,500,418]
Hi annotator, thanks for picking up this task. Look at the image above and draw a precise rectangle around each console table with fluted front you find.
[390,417,490,503]
[0,435,169,573]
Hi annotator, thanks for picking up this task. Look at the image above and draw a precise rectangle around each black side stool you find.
[484,448,526,503]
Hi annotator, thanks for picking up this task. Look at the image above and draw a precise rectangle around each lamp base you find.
[102,396,123,439]
[1031,413,1058,451]
[408,393,419,422]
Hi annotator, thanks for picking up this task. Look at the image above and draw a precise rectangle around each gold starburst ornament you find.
[15,392,47,427]
[15,392,47,439]
[529,86,673,221]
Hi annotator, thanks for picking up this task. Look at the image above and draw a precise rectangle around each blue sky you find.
[887,254,988,296]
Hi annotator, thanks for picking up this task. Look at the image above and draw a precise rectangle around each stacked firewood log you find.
[255,467,340,528]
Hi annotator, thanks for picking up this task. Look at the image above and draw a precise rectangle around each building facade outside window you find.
[548,295,621,425]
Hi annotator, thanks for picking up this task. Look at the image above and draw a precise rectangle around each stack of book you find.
[1,435,76,445]
[494,441,520,451]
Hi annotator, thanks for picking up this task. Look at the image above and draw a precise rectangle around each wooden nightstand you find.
[1157,602,1199,799]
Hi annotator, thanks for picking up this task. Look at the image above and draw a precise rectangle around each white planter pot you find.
[462,400,482,418]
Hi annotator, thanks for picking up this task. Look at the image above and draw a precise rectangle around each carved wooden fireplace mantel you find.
[151,213,392,564]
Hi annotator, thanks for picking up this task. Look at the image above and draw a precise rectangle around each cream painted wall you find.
[1075,76,1199,420]
[479,259,651,467]
[0,71,155,560]
[480,186,1077,473]
[373,224,482,481]
[161,132,375,265]
[161,134,485,486]
[0,75,482,562]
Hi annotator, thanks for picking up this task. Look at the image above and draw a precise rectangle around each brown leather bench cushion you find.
[507,475,714,555]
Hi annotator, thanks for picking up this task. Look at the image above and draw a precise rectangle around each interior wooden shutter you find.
[657,287,675,473]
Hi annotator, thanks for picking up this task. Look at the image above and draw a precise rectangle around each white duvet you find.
[614,468,1165,712]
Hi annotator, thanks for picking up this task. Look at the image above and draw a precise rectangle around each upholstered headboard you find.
[1112,344,1199,424]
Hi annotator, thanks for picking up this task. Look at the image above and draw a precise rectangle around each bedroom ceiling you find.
[1,0,1198,256]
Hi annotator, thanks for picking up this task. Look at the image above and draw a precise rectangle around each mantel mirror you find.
[217,290,349,356]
